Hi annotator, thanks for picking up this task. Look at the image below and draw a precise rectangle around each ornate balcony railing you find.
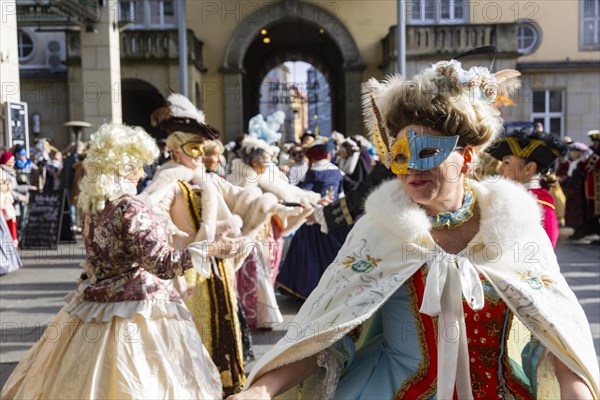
[380,23,519,70]
[67,29,206,72]
[17,0,100,25]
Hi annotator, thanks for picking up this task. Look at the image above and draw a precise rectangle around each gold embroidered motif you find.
[518,270,552,290]
[341,254,383,274]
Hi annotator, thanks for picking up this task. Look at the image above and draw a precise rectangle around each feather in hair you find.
[370,96,394,168]
[361,77,385,131]
[150,106,172,127]
[494,69,521,84]
[241,137,277,156]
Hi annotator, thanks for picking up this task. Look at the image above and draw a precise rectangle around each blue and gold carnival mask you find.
[367,62,520,176]
[389,128,460,175]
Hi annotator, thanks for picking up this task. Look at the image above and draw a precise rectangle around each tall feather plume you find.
[370,96,394,168]
[362,76,407,168]
[361,77,384,131]
[494,69,521,84]
[167,93,206,124]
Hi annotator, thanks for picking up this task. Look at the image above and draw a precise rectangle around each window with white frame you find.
[119,0,140,23]
[149,0,174,26]
[17,30,34,61]
[581,0,600,49]
[407,0,467,24]
[517,20,541,55]
[532,90,565,137]
[118,0,175,28]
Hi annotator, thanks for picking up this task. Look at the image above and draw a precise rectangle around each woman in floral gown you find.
[0,123,235,399]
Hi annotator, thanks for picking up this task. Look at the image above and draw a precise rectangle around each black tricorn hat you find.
[151,94,220,140]
[487,127,568,171]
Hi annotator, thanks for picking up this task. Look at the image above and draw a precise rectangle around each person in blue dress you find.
[230,61,598,400]
[276,139,347,300]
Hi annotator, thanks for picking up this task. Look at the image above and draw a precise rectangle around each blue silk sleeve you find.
[329,334,356,372]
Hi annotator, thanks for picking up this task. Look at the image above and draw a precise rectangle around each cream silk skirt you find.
[1,309,222,399]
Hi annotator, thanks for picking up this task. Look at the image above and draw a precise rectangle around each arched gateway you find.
[221,0,365,139]
[121,79,165,139]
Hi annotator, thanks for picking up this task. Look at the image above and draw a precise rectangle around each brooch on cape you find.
[340,239,382,274]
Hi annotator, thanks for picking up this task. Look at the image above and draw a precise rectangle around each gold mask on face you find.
[180,141,205,158]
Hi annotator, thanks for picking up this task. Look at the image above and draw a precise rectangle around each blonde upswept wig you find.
[363,60,516,151]
[78,124,159,215]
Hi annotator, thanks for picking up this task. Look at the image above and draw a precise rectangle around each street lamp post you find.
[64,121,92,144]
[397,0,406,76]
[177,0,188,96]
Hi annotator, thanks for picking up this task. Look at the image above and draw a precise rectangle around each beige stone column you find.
[0,0,21,147]
[79,0,122,133]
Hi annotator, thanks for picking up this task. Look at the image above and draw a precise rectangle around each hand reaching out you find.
[207,229,247,258]
[317,195,333,207]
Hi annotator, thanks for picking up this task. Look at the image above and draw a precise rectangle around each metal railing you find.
[67,29,205,71]
[381,23,518,69]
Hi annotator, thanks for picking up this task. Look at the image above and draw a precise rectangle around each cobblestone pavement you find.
[1,237,599,390]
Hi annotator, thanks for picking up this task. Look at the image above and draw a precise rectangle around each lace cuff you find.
[300,349,344,400]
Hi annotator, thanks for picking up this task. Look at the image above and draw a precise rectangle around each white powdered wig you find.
[78,124,159,215]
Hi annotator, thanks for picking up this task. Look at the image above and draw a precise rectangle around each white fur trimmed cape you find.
[140,161,282,266]
[246,177,600,398]
[226,158,320,235]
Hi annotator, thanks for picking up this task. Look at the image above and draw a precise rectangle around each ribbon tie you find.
[419,253,484,399]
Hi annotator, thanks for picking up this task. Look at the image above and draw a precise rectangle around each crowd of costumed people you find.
[1,58,598,400]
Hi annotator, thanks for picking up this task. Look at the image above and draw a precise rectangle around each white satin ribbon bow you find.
[419,253,484,400]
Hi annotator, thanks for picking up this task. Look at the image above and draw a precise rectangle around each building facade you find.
[3,0,599,149]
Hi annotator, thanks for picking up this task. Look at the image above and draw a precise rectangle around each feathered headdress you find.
[151,93,220,140]
[362,60,520,169]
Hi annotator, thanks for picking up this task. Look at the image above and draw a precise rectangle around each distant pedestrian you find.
[0,151,19,245]
[0,211,22,275]
[488,127,568,247]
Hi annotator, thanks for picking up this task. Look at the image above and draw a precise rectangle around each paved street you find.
[1,237,599,391]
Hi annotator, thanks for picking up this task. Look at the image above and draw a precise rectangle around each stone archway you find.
[221,0,365,140]
[121,79,165,139]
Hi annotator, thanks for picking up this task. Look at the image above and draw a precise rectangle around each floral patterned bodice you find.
[80,195,192,304]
